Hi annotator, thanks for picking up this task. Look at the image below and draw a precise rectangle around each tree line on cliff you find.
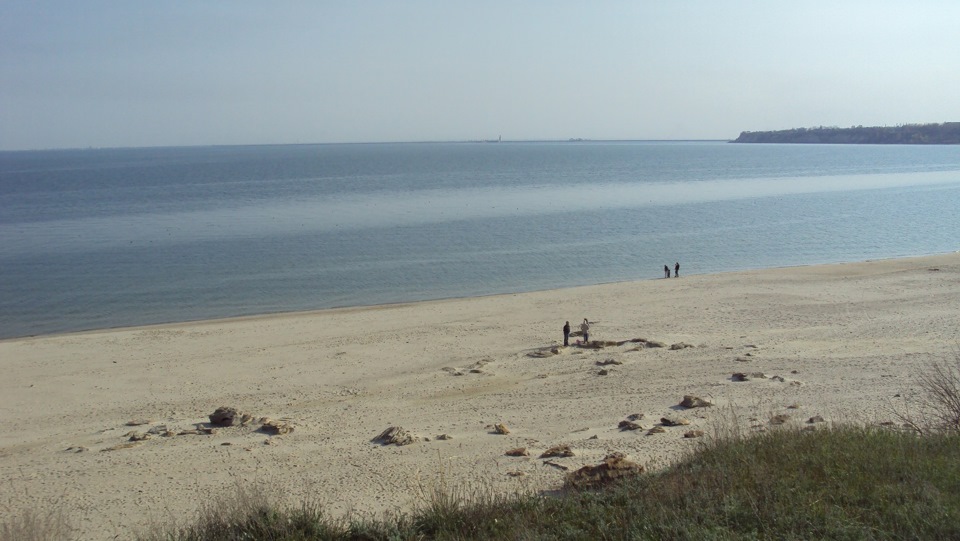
[733,122,960,144]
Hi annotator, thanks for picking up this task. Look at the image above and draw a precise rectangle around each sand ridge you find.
[1,253,958,539]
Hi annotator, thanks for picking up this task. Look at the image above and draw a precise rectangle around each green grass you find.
[130,425,960,541]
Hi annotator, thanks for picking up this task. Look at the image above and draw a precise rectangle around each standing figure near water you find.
[580,318,590,344]
[675,262,680,278]
[664,265,670,278]
[563,321,570,346]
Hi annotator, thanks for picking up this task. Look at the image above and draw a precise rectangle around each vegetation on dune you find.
[0,505,73,541]
[129,427,959,541]
[733,122,960,144]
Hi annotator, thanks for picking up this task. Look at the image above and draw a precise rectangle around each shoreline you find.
[4,251,957,343]
[2,252,959,539]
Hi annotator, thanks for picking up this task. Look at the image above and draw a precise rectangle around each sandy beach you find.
[2,253,958,539]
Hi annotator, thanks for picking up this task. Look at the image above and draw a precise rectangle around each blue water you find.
[1,141,959,339]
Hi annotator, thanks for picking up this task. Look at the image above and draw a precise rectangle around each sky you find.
[2,1,959,150]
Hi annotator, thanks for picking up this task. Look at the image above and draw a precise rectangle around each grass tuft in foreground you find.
[136,425,960,540]
[0,505,75,541]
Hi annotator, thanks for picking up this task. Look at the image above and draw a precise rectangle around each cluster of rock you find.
[208,406,254,427]
[581,337,678,350]
[377,338,819,492]
[373,426,417,446]
[730,371,803,386]
[123,423,194,441]
[372,426,454,446]
[370,392,720,486]
[632,338,666,349]
[679,395,712,408]
[120,424,210,444]
[528,336,705,357]
[540,444,574,458]
[527,348,562,358]
[208,406,294,435]
[616,410,704,438]
[498,431,645,487]
[502,444,578,475]
[596,358,622,366]
[617,412,645,431]
[732,372,763,382]
[441,359,492,375]
[260,418,295,435]
[578,340,622,349]
[566,452,644,489]
[92,406,294,452]
[494,398,717,481]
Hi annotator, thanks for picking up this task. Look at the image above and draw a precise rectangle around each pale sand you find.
[2,254,958,539]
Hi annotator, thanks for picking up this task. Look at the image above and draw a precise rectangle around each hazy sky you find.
[2,1,959,150]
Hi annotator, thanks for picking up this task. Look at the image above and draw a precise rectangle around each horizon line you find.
[0,138,732,153]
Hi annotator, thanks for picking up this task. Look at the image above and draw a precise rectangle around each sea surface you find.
[1,141,959,339]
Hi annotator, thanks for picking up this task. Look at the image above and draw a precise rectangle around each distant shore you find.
[733,122,960,144]
[2,253,959,539]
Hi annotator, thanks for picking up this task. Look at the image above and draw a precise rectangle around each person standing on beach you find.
[675,262,680,278]
[563,321,571,346]
[580,318,590,344]
[664,265,670,278]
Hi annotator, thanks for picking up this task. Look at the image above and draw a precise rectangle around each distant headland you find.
[733,122,960,144]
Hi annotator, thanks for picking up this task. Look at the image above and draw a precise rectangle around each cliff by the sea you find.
[733,122,960,144]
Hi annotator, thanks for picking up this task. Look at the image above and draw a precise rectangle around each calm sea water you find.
[1,141,958,339]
